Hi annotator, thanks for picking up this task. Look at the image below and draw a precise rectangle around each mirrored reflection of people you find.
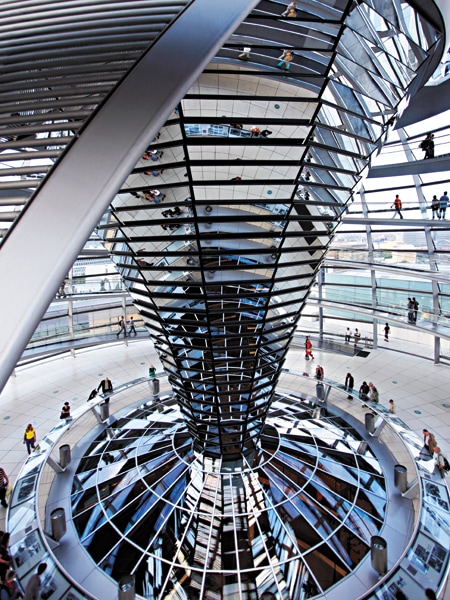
[391,194,403,219]
[431,194,440,219]
[116,315,127,337]
[23,562,47,600]
[345,372,354,399]
[277,49,294,70]
[281,2,297,17]
[0,468,9,508]
[60,402,71,420]
[238,46,251,60]
[420,132,434,159]
[23,424,36,455]
[56,278,68,298]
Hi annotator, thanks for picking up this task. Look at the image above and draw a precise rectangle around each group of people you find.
[430,191,448,219]
[407,297,419,324]
[344,327,361,346]
[116,315,137,337]
[357,380,379,403]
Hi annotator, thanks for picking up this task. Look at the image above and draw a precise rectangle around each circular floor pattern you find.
[69,392,387,599]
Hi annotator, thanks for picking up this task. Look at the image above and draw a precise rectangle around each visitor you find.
[388,399,396,413]
[423,429,437,456]
[420,132,434,159]
[439,191,449,219]
[384,323,390,342]
[431,194,440,219]
[59,402,71,419]
[315,365,324,380]
[433,446,448,479]
[23,424,37,455]
[23,562,47,600]
[391,194,403,219]
[238,47,251,60]
[345,372,354,399]
[305,336,314,360]
[116,315,127,337]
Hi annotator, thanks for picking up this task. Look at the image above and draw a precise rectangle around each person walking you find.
[59,402,71,419]
[305,336,314,360]
[391,194,403,218]
[277,49,294,70]
[0,468,9,508]
[439,191,449,219]
[23,424,37,455]
[384,323,390,341]
[388,399,396,413]
[128,316,137,336]
[315,365,324,380]
[431,194,440,219]
[116,315,127,337]
[23,562,47,600]
[423,428,437,456]
[148,365,156,378]
[345,372,354,399]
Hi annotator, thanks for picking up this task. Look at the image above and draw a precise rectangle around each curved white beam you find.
[0,0,258,393]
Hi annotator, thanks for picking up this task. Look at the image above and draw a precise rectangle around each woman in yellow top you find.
[23,424,36,455]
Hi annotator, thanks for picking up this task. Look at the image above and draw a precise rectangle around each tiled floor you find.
[0,336,449,596]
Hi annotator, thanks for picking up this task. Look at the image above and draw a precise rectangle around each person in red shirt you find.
[391,194,403,219]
